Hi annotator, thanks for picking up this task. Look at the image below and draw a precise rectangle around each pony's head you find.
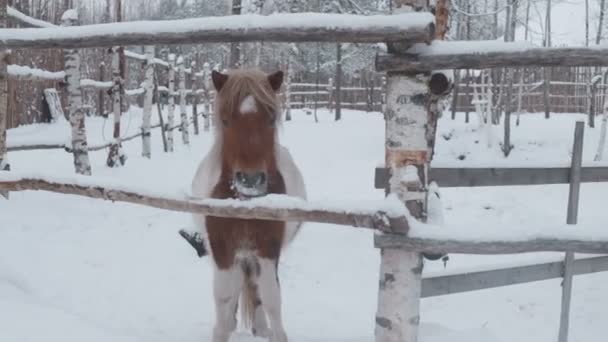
[212,69,284,198]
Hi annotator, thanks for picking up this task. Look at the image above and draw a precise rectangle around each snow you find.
[6,6,57,28]
[80,78,113,89]
[60,9,78,22]
[7,64,65,80]
[2,108,608,342]
[124,50,169,68]
[0,12,433,43]
[407,40,537,56]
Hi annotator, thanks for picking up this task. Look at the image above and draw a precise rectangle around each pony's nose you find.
[234,171,268,197]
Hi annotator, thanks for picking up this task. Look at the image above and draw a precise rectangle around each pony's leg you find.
[212,266,243,342]
[252,289,270,338]
[257,258,287,342]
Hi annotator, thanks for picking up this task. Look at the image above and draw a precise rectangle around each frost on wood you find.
[62,13,91,176]
[177,57,189,145]
[141,46,154,158]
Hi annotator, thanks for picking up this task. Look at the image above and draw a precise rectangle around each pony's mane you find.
[214,69,281,124]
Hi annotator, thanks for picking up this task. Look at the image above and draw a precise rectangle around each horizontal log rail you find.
[375,234,608,255]
[376,41,608,72]
[0,12,434,49]
[0,173,409,233]
[375,166,608,188]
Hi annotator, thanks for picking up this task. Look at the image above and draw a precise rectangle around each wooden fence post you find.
[558,121,584,342]
[327,77,334,113]
[0,0,9,198]
[202,62,211,132]
[61,9,92,175]
[544,67,551,119]
[335,43,342,121]
[107,46,126,167]
[589,75,601,128]
[167,54,176,152]
[141,45,154,158]
[177,56,189,145]
[191,60,200,135]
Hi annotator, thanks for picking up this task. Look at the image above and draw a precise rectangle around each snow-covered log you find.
[62,10,91,176]
[0,12,435,50]
[374,232,608,254]
[177,56,189,145]
[124,50,169,68]
[141,46,154,159]
[376,42,608,72]
[0,172,409,233]
[7,64,65,81]
[166,54,176,152]
[7,6,56,28]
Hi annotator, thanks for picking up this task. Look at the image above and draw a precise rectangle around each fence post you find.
[177,56,189,145]
[335,43,342,121]
[558,121,584,342]
[543,67,551,119]
[374,2,432,341]
[61,9,92,176]
[107,46,126,167]
[0,0,9,198]
[98,61,106,117]
[191,60,200,135]
[167,54,176,152]
[202,62,211,132]
[589,75,601,128]
[327,77,334,113]
[141,45,154,158]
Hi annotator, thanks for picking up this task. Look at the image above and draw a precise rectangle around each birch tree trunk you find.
[107,46,126,167]
[191,59,200,135]
[229,0,242,68]
[597,0,606,45]
[167,54,176,152]
[375,1,430,341]
[335,43,342,121]
[141,45,154,158]
[202,62,211,132]
[177,56,189,145]
[62,10,92,176]
[285,57,292,121]
[0,0,9,198]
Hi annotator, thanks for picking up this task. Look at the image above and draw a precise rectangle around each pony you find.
[191,69,306,342]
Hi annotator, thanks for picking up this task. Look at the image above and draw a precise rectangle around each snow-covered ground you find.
[1,108,607,342]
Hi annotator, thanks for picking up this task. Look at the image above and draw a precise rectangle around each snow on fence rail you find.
[7,64,65,81]
[0,172,408,232]
[376,41,608,72]
[0,12,434,49]
[7,6,57,28]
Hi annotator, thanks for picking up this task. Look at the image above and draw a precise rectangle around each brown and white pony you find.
[191,69,306,342]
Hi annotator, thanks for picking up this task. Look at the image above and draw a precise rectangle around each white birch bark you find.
[285,58,292,121]
[62,10,92,176]
[177,56,189,145]
[202,62,211,132]
[141,45,154,158]
[190,60,200,135]
[167,54,176,152]
[376,72,426,342]
[595,73,608,161]
[0,1,9,198]
[107,47,125,167]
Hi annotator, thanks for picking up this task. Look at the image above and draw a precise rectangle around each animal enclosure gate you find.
[3,1,608,342]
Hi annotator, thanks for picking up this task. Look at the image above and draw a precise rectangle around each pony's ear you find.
[212,70,228,91]
[267,71,284,92]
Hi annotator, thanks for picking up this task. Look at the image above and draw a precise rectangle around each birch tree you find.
[0,0,8,198]
[141,45,154,158]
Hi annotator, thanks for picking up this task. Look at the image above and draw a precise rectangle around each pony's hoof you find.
[252,327,270,338]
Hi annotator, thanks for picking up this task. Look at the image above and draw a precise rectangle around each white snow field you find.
[1,108,607,342]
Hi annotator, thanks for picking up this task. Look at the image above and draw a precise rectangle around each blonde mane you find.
[214,69,281,125]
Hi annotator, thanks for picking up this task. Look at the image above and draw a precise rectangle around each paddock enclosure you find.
[2,1,608,342]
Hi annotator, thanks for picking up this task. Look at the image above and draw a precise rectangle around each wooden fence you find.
[3,2,608,342]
